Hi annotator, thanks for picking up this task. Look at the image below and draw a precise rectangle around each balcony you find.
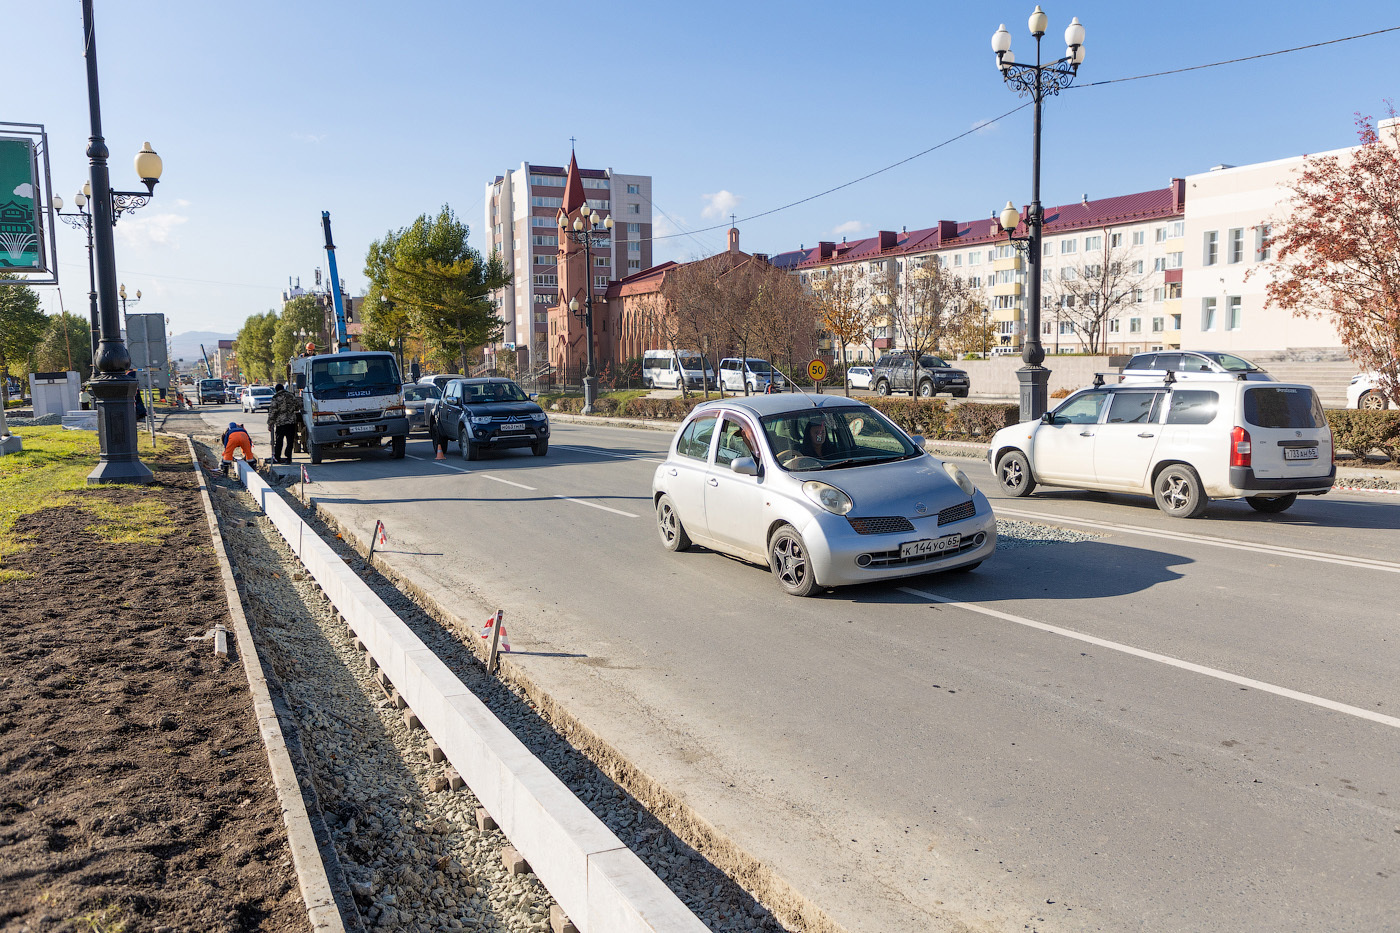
[992,281,1022,297]
[991,306,1022,324]
[992,255,1022,272]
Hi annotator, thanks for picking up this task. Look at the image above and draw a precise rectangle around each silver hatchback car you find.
[652,394,996,596]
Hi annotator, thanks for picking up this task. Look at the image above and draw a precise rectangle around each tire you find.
[1360,391,1388,411]
[532,439,548,457]
[996,450,1036,497]
[1246,493,1297,513]
[1154,464,1208,518]
[917,380,934,398]
[459,422,480,461]
[308,442,323,465]
[655,494,691,552]
[391,435,406,459]
[875,380,891,397]
[769,525,820,597]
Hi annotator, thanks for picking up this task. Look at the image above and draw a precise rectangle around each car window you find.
[1105,390,1162,424]
[1244,386,1325,429]
[1052,390,1109,424]
[676,415,717,461]
[1203,352,1258,372]
[715,416,759,468]
[1153,353,1183,372]
[1177,354,1214,373]
[1125,354,1155,371]
[919,356,950,369]
[1165,390,1219,424]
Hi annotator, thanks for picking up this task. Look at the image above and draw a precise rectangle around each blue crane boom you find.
[321,211,351,353]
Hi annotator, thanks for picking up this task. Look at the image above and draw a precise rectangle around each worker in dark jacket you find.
[266,383,301,464]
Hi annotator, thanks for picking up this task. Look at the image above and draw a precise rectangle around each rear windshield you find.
[1244,386,1325,429]
[200,379,223,388]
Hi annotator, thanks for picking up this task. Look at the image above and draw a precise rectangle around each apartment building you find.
[485,158,652,370]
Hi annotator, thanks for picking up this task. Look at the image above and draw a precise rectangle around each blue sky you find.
[9,1,1397,341]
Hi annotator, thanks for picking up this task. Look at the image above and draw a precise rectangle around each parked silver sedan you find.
[652,394,995,596]
[401,382,441,434]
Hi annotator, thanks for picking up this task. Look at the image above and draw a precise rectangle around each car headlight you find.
[313,412,338,424]
[802,481,853,515]
[944,461,975,496]
[470,415,493,425]
[532,412,548,421]
[383,405,405,417]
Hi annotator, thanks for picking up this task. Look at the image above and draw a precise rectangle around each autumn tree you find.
[272,294,326,376]
[754,266,819,387]
[29,312,92,375]
[234,310,278,384]
[813,265,873,395]
[0,274,47,407]
[1046,234,1150,354]
[946,298,996,359]
[1257,109,1400,405]
[880,258,971,390]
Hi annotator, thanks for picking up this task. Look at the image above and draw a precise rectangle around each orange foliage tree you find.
[1258,109,1400,405]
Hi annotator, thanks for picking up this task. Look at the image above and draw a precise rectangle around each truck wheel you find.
[309,441,323,465]
[391,435,406,459]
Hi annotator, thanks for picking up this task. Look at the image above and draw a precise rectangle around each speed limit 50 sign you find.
[807,359,827,382]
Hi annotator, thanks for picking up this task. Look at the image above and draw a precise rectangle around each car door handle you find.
[668,468,678,476]
[1079,431,1095,437]
[1137,432,1155,438]
[707,477,719,486]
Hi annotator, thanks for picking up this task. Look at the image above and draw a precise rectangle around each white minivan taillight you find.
[1230,425,1252,467]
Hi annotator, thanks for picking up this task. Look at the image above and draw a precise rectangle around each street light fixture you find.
[991,5,1085,421]
[52,186,101,371]
[560,209,614,414]
[79,0,166,484]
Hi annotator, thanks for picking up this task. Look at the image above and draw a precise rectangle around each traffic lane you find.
[296,432,1399,930]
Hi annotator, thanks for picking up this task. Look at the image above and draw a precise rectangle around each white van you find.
[643,350,715,390]
[718,357,786,392]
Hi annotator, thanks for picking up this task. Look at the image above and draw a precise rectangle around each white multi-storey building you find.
[485,160,652,370]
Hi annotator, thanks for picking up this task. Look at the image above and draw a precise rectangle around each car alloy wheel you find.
[875,381,891,397]
[1153,464,1208,518]
[655,494,690,552]
[769,525,820,597]
[918,381,934,398]
[1361,391,1388,411]
[996,450,1036,497]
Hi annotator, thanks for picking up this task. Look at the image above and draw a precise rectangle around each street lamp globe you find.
[82,181,91,198]
[568,298,579,312]
[52,195,64,211]
[603,216,614,230]
[1065,16,1085,47]
[134,142,162,188]
[573,217,584,231]
[1000,201,1021,233]
[75,192,86,209]
[1029,5,1048,37]
[991,23,1011,53]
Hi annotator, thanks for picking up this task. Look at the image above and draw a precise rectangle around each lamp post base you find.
[581,376,597,415]
[1016,365,1051,423]
[87,373,153,485]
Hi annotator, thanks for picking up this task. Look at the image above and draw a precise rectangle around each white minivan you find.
[718,357,786,392]
[643,349,716,390]
[987,374,1334,517]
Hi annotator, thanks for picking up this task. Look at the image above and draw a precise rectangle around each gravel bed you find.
[5,412,62,427]
[995,519,1103,550]
[193,440,791,933]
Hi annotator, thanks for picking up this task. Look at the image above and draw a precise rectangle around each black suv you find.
[871,353,970,398]
[433,377,550,459]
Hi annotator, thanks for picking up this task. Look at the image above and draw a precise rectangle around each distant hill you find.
[169,331,235,364]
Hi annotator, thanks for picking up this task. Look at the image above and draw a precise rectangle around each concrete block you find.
[587,847,711,933]
[391,690,408,710]
[447,771,464,791]
[475,808,497,832]
[549,904,579,933]
[213,625,228,658]
[502,846,530,876]
[404,710,421,731]
[366,652,378,672]
[427,742,445,763]
[353,638,365,652]
[429,775,450,793]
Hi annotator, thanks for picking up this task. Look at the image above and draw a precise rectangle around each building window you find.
[628,241,641,253]
[1203,230,1218,266]
[1133,230,1145,246]
[1060,267,1077,281]
[1228,228,1244,264]
[1134,288,1145,303]
[1155,227,1168,243]
[1059,321,1073,335]
[585,198,608,211]
[627,184,640,194]
[535,310,548,324]
[1227,296,1242,330]
[1085,235,1102,251]
[1132,260,1144,274]
[594,256,609,266]
[1152,316,1164,333]
[1043,242,1054,256]
[953,254,962,266]
[531,217,554,227]
[993,295,1017,310]
[995,244,1016,259]
[529,174,564,187]
[628,222,640,234]
[1060,239,1077,254]
[630,204,641,214]
[533,293,552,304]
[534,254,556,265]
[1152,287,1166,302]
[532,273,558,287]
[594,275,608,288]
[1165,252,1183,270]
[1255,224,1272,261]
[582,178,609,189]
[1171,313,1182,330]
[1042,268,1052,283]
[1109,319,1120,333]
[1167,282,1182,299]
[1169,221,1185,238]
[1129,318,1142,333]
[1083,263,1102,278]
[628,259,641,270]
[531,196,563,208]
[1202,297,1217,331]
[1110,233,1123,248]
[532,235,557,247]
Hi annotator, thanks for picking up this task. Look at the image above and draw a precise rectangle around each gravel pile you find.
[195,441,791,933]
[995,519,1103,550]
[5,413,62,427]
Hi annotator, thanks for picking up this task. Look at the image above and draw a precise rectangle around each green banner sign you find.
[0,136,41,271]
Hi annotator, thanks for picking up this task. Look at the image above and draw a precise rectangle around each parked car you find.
[987,375,1333,517]
[846,366,873,390]
[432,377,549,459]
[872,353,970,398]
[240,385,274,412]
[418,373,462,393]
[652,394,995,596]
[718,357,786,393]
[1346,372,1390,410]
[1120,350,1273,383]
[643,349,716,390]
[402,382,442,434]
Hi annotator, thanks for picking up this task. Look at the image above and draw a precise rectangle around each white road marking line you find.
[481,474,536,490]
[996,506,1400,574]
[898,585,1400,731]
[408,454,470,473]
[553,444,665,464]
[552,495,638,518]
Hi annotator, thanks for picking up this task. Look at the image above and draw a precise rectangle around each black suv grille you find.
[847,516,915,535]
[937,500,976,526]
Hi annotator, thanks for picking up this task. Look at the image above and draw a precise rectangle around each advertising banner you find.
[0,136,43,272]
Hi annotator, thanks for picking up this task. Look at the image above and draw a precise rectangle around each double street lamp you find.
[991,5,1085,421]
[560,209,613,414]
[52,184,100,370]
[78,0,164,484]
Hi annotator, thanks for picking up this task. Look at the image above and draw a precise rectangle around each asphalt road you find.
[185,403,1400,933]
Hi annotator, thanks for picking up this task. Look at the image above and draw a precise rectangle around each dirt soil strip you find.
[0,438,307,933]
[186,438,347,932]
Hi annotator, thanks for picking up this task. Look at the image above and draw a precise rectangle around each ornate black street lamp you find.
[52,185,100,370]
[560,209,613,414]
[79,0,164,484]
[991,5,1085,420]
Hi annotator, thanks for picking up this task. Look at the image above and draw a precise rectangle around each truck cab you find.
[291,351,409,463]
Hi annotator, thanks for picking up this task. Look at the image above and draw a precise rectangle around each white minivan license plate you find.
[1284,447,1318,461]
[349,424,375,434]
[900,533,961,559]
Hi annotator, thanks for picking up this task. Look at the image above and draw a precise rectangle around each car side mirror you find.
[731,457,760,476]
[295,373,306,390]
[1040,412,1055,424]
[908,434,925,448]
[529,393,538,400]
